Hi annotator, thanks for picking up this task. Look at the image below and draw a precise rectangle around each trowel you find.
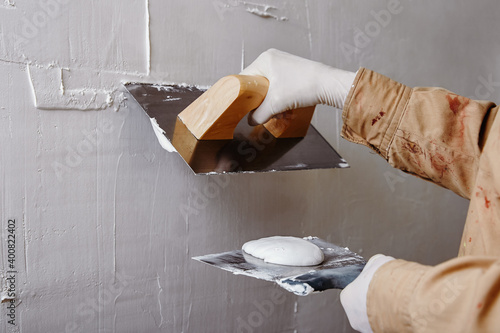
[123,75,349,175]
[193,237,365,296]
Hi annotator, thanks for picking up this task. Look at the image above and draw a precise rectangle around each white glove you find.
[240,48,356,125]
[340,254,395,333]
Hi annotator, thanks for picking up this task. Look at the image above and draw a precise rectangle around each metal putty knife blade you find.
[193,237,366,296]
[123,83,349,175]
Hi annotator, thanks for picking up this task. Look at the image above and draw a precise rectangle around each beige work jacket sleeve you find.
[341,68,500,332]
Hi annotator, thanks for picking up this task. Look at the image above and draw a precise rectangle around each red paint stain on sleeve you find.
[445,94,471,147]
[446,94,470,115]
[402,141,423,155]
[371,110,386,126]
[485,196,491,208]
[446,95,462,114]
[469,237,472,243]
[429,152,449,178]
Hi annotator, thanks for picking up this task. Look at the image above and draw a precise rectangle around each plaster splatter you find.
[246,7,288,21]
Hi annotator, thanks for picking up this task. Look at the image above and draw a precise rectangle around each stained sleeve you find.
[341,68,498,199]
[341,68,500,332]
[366,257,500,332]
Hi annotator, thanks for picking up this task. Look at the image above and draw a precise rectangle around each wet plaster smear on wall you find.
[0,0,498,332]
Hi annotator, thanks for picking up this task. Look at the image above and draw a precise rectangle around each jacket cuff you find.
[341,68,412,159]
[367,259,429,332]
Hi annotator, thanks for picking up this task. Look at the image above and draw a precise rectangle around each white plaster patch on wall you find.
[145,0,151,76]
[245,5,288,21]
[212,0,288,22]
[27,64,113,111]
[1,0,15,9]
[0,0,150,76]
[156,274,166,328]
[2,55,147,113]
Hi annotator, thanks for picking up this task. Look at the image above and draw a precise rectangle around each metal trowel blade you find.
[123,83,349,175]
[193,237,366,296]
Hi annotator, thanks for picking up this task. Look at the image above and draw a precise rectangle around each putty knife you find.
[123,75,349,175]
[193,237,365,296]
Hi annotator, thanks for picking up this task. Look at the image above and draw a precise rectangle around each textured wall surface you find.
[0,1,498,332]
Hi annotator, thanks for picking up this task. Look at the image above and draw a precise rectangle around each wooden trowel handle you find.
[177,75,315,140]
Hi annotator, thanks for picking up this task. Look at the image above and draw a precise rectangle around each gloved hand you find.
[240,48,356,125]
[340,254,395,333]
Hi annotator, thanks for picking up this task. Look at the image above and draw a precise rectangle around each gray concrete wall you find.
[1,1,497,332]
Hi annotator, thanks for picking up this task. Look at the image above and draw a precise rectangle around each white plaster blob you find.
[149,117,176,152]
[245,5,288,21]
[242,236,324,266]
